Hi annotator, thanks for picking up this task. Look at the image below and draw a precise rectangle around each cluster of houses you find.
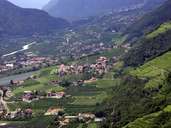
[113,43,131,53]
[58,56,111,78]
[44,107,105,127]
[6,108,33,119]
[0,53,59,74]
[0,108,33,120]
[0,63,14,73]
[45,107,105,127]
[22,90,66,103]
[19,56,47,67]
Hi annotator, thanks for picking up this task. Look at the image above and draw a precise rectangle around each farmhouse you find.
[6,108,33,119]
[11,80,24,86]
[78,113,95,120]
[47,91,65,99]
[44,108,64,116]
[22,91,39,103]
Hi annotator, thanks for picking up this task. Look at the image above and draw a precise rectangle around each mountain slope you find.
[43,0,148,20]
[124,0,171,66]
[0,0,69,37]
[126,0,171,41]
[102,3,171,126]
[101,51,171,128]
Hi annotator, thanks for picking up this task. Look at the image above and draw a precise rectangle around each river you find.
[0,72,36,86]
[2,41,36,57]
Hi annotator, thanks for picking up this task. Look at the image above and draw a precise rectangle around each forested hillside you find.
[126,0,171,41]
[124,0,171,66]
[98,1,171,127]
[102,51,171,128]
[0,0,69,37]
[0,0,171,128]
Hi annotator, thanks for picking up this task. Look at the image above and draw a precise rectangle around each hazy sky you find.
[8,0,50,9]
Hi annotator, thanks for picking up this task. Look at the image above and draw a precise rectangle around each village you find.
[0,54,120,127]
[0,41,131,75]
[0,41,131,127]
[0,52,59,74]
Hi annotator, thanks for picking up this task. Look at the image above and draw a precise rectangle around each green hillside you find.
[123,106,171,128]
[124,22,171,66]
[101,51,171,128]
[130,51,171,89]
[146,22,171,39]
[125,0,171,41]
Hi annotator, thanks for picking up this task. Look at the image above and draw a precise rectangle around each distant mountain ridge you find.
[43,0,165,20]
[0,0,69,37]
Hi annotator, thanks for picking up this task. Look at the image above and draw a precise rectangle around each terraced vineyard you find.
[146,22,171,39]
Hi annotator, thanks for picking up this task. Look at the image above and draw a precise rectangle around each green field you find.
[5,50,122,128]
[73,48,124,65]
[130,51,171,89]
[124,104,171,128]
[146,22,171,39]
[8,65,117,116]
[11,66,64,97]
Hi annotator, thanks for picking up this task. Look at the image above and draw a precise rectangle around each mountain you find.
[0,0,69,37]
[43,0,165,20]
[124,0,171,67]
[43,0,144,20]
[96,2,171,127]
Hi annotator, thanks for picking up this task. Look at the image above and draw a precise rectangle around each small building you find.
[47,91,65,99]
[22,91,38,103]
[24,108,33,118]
[45,108,63,116]
[94,117,105,122]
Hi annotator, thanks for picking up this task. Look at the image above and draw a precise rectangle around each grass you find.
[0,116,54,128]
[87,79,120,89]
[124,105,171,128]
[123,52,171,128]
[73,48,124,65]
[70,91,107,106]
[112,34,127,45]
[9,79,110,116]
[88,123,98,128]
[123,111,162,128]
[11,66,64,97]
[8,99,62,115]
[12,81,64,97]
[146,22,171,39]
[77,123,98,128]
[130,51,171,89]
[6,52,120,127]
[164,105,171,112]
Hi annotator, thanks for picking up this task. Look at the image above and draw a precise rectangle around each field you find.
[5,61,119,127]
[10,67,64,97]
[130,51,171,89]
[124,104,171,128]
[121,51,171,128]
[146,22,171,39]
[73,47,125,65]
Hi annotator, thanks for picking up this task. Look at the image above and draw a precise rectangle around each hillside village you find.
[0,0,170,127]
[0,13,132,127]
[0,54,123,127]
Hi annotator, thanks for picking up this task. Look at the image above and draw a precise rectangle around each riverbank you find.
[0,71,36,86]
